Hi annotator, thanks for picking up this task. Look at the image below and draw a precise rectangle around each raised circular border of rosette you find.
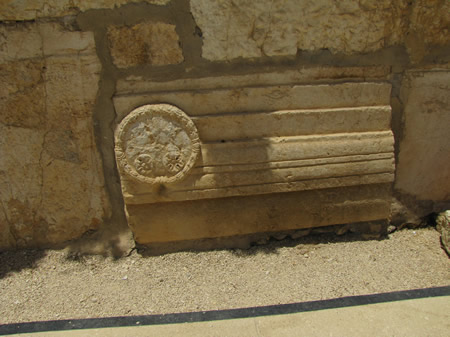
[115,104,200,185]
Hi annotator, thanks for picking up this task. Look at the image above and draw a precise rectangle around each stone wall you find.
[0,0,449,251]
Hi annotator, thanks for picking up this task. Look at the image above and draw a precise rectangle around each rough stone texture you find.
[436,210,450,255]
[190,0,449,61]
[0,0,171,20]
[114,77,394,246]
[0,22,110,249]
[406,0,450,62]
[115,104,200,185]
[107,22,184,68]
[114,82,391,120]
[116,66,391,94]
[128,184,392,245]
[395,69,450,201]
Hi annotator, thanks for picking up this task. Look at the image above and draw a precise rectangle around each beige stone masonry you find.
[128,184,391,244]
[0,22,110,249]
[116,67,391,94]
[107,22,184,68]
[114,74,394,246]
[395,69,450,201]
[114,82,391,121]
[122,131,394,204]
[0,0,171,21]
[190,0,450,62]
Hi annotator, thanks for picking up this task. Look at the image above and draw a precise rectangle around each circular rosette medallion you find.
[115,104,200,184]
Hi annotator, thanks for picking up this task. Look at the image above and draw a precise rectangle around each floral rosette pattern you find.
[115,104,200,184]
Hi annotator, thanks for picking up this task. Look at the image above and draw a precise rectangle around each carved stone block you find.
[114,74,395,250]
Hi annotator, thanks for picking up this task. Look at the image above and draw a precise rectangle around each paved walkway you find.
[3,287,449,337]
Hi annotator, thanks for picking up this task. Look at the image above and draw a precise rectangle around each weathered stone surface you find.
[0,23,110,249]
[192,106,391,141]
[191,0,449,61]
[395,69,450,201]
[116,66,391,94]
[114,78,394,246]
[107,22,183,68]
[39,23,96,56]
[406,0,450,62]
[0,0,171,20]
[119,118,395,204]
[436,210,450,255]
[115,104,200,185]
[0,126,44,248]
[0,23,42,62]
[0,59,46,129]
[114,82,391,120]
[128,184,392,245]
[190,0,407,60]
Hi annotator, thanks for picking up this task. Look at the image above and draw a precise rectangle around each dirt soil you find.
[0,227,449,325]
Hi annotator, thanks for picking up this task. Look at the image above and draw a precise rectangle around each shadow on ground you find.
[0,249,47,279]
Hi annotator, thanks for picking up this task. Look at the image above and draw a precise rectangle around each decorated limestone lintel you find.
[113,80,395,249]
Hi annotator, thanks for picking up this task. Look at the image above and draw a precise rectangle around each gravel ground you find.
[0,227,449,324]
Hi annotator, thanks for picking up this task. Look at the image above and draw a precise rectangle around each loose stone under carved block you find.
[113,74,395,251]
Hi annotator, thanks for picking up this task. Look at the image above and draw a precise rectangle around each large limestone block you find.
[0,0,171,20]
[128,184,392,246]
[113,75,395,248]
[117,66,391,94]
[107,22,184,68]
[39,23,96,56]
[191,0,450,62]
[0,59,46,129]
[407,0,450,62]
[0,23,110,249]
[395,69,450,201]
[114,82,391,120]
[0,23,42,62]
[0,126,45,248]
[190,0,409,61]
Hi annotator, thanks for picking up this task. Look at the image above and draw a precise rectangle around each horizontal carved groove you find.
[123,130,395,203]
[191,153,394,174]
[193,105,391,142]
[116,67,391,94]
[202,130,393,145]
[124,173,394,204]
[113,82,392,120]
[175,159,394,191]
[199,131,394,166]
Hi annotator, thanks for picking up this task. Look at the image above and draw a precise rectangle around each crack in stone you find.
[0,199,17,247]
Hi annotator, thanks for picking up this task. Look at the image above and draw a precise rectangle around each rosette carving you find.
[115,104,200,184]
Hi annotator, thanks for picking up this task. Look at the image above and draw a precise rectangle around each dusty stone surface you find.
[0,228,448,324]
[124,131,394,204]
[127,185,392,245]
[436,211,450,255]
[114,82,392,120]
[0,0,171,20]
[115,104,200,185]
[0,22,110,249]
[190,0,405,60]
[190,0,449,61]
[0,23,43,62]
[406,0,450,63]
[114,79,394,246]
[107,22,184,68]
[116,67,391,94]
[395,69,450,201]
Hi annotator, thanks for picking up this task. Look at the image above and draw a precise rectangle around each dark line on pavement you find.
[1,286,449,335]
